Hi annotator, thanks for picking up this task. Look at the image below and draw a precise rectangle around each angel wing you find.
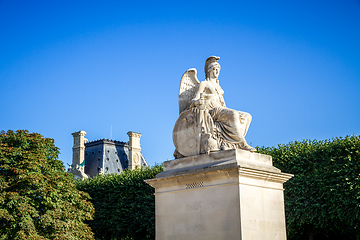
[178,68,200,114]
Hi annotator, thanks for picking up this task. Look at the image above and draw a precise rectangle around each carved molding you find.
[127,131,142,138]
[238,167,293,184]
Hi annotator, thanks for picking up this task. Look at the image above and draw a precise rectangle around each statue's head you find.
[205,56,221,79]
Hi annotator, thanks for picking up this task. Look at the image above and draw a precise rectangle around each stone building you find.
[68,130,148,179]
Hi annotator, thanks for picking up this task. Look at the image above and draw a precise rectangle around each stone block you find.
[145,149,293,240]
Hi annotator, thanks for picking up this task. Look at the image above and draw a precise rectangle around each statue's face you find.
[210,66,220,78]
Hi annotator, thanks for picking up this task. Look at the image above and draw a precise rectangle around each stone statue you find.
[67,164,89,180]
[173,56,256,158]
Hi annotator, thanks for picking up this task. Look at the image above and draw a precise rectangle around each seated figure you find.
[173,56,256,159]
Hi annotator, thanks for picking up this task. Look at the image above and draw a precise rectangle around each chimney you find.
[127,131,142,170]
[72,131,88,172]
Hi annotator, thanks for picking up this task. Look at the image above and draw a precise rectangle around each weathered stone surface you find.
[127,131,143,170]
[173,56,256,159]
[146,55,293,239]
[68,131,88,179]
[145,150,293,240]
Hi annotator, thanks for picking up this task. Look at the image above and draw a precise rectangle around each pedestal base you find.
[145,149,293,240]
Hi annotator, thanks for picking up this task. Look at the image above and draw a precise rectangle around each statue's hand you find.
[190,99,200,109]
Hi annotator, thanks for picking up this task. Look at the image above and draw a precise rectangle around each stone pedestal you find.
[145,149,293,240]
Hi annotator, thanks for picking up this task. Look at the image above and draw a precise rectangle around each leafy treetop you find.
[0,130,95,240]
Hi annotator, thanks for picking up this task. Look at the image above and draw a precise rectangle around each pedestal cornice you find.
[145,149,293,191]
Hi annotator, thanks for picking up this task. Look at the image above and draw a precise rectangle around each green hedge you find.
[75,135,359,240]
[76,165,163,240]
[257,135,360,240]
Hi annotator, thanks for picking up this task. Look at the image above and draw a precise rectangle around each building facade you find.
[68,130,148,179]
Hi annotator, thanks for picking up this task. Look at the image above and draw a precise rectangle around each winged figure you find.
[178,68,200,114]
[173,56,256,159]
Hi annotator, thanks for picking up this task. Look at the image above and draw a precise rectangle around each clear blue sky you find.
[1,0,359,168]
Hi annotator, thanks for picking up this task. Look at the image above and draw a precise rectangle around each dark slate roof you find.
[84,138,148,177]
[85,139,128,147]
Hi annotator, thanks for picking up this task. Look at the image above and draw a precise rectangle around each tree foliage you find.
[76,165,163,240]
[257,135,360,240]
[0,130,95,240]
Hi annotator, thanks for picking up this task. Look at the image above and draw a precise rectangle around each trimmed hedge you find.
[76,165,163,240]
[257,135,360,240]
[76,135,359,240]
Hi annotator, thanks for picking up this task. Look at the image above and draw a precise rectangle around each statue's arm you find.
[192,82,206,101]
[190,82,206,108]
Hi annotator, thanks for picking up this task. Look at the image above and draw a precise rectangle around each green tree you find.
[76,165,163,240]
[0,130,95,240]
[257,135,360,240]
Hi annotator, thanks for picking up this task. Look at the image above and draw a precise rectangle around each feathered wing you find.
[178,68,200,114]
